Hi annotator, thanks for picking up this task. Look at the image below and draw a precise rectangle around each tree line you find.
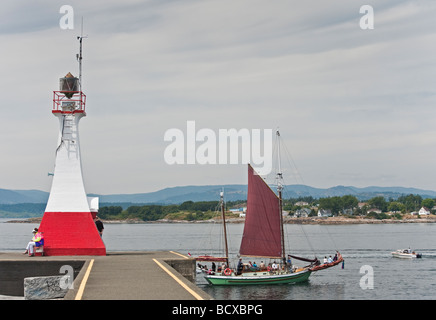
[0,203,47,218]
[97,200,236,221]
[284,194,435,216]
[97,194,435,222]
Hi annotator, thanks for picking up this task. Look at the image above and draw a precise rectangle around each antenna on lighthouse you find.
[76,17,88,93]
[56,18,88,112]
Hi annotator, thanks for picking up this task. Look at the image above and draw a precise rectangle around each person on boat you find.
[323,256,328,264]
[287,255,292,264]
[211,262,216,272]
[287,255,293,269]
[221,262,227,273]
[328,256,333,263]
[260,261,265,270]
[313,257,321,266]
[272,261,278,271]
[333,253,338,262]
[237,258,243,275]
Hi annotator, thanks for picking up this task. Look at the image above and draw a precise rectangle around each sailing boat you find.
[202,132,343,286]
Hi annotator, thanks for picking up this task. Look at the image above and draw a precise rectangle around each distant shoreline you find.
[283,215,436,225]
[6,215,436,225]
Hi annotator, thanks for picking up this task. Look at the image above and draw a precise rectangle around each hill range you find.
[1,184,435,206]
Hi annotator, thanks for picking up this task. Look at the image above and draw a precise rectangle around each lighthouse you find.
[38,38,106,256]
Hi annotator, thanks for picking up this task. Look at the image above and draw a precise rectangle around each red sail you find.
[239,164,282,258]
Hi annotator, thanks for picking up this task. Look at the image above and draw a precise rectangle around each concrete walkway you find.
[0,251,212,300]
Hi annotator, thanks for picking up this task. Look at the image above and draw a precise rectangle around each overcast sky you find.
[1,0,436,195]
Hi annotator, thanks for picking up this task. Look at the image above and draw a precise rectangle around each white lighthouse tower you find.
[39,38,106,256]
[45,73,91,213]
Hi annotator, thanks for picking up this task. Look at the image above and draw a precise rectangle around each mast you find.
[276,130,286,264]
[76,17,87,94]
[220,190,229,266]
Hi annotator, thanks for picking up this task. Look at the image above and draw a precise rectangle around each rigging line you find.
[271,130,304,187]
[281,139,305,186]
[212,201,221,254]
[264,133,279,186]
[268,133,304,200]
[223,196,231,257]
[217,203,225,257]
[202,198,228,258]
[270,131,318,258]
[275,134,317,255]
[323,224,339,251]
[196,201,222,256]
[299,223,316,255]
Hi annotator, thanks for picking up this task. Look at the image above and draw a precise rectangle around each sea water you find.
[1,218,436,300]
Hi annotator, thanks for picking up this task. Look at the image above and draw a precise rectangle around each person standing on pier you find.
[94,216,104,237]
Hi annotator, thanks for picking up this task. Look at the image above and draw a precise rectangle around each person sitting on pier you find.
[23,228,44,257]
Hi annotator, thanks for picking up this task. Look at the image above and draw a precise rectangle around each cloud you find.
[1,0,436,194]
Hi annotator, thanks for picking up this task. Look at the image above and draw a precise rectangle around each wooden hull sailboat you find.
[204,164,316,285]
[204,268,312,286]
[201,131,343,286]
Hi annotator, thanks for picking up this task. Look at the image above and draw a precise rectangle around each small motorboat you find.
[391,248,422,259]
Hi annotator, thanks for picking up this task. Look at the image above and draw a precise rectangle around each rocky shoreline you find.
[283,215,436,225]
[6,215,436,225]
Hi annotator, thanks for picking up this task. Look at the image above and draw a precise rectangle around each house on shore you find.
[229,207,247,217]
[367,208,382,214]
[418,207,430,215]
[294,208,311,218]
[317,209,332,217]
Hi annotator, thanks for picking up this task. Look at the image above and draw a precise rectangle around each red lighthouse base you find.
[38,212,106,256]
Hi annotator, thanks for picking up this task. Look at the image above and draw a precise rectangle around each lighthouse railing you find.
[52,91,86,113]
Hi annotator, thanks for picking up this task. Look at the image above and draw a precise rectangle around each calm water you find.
[1,218,436,300]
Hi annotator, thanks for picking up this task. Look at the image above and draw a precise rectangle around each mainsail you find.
[239,164,282,258]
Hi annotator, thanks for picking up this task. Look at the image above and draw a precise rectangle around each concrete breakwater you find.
[0,258,85,297]
[0,251,211,300]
